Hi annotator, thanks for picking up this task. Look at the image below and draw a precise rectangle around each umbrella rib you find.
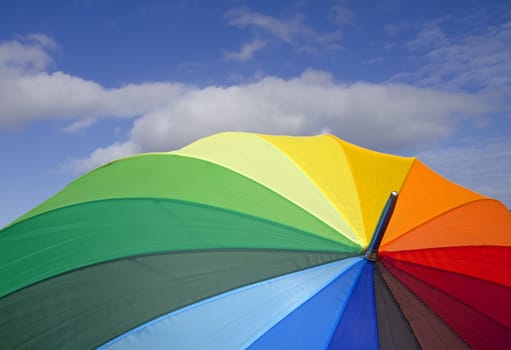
[365,191,399,261]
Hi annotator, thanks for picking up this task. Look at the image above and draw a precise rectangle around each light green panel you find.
[9,155,357,247]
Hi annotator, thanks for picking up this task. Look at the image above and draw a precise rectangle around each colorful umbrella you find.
[1,132,510,349]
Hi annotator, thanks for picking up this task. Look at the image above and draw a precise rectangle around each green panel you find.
[10,154,353,245]
[0,250,353,350]
[0,198,361,297]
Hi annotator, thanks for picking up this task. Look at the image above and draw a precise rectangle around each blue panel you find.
[247,260,366,350]
[327,261,379,350]
[99,258,362,350]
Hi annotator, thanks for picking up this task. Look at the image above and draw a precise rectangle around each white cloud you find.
[70,69,497,172]
[225,7,341,51]
[63,141,141,174]
[0,35,189,129]
[224,39,266,61]
[0,69,189,129]
[0,34,505,186]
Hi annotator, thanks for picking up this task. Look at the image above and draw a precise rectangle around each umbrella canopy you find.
[1,132,510,349]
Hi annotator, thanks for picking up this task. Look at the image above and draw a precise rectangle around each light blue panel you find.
[247,260,365,349]
[99,257,362,350]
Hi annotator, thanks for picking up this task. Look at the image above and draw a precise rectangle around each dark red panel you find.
[382,258,511,350]
[382,257,511,329]
[378,263,469,350]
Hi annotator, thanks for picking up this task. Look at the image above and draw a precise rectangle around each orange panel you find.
[381,199,511,251]
[382,160,485,246]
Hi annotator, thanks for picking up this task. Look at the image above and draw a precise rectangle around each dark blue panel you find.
[247,259,365,350]
[327,261,379,350]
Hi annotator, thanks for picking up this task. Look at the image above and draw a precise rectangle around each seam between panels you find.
[374,264,421,349]
[240,257,364,350]
[1,152,182,230]
[0,197,359,298]
[398,157,418,193]
[0,248,355,300]
[255,134,362,247]
[174,137,355,245]
[380,257,511,327]
[380,198,502,249]
[380,246,510,288]
[327,135,368,247]
[2,143,362,250]
[380,260,477,348]
[176,151,363,249]
[322,260,368,350]
[0,196,356,251]
[97,258,362,350]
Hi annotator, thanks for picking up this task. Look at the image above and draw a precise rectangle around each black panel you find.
[374,263,421,350]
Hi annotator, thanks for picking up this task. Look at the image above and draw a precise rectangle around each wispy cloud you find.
[384,24,401,38]
[0,33,56,73]
[417,20,511,91]
[329,3,355,26]
[390,18,511,92]
[362,57,385,65]
[226,7,342,51]
[407,22,448,51]
[224,39,266,61]
[61,118,96,133]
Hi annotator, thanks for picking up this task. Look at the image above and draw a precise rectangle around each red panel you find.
[382,258,511,350]
[381,246,511,287]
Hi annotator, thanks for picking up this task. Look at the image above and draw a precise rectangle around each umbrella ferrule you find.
[365,191,398,262]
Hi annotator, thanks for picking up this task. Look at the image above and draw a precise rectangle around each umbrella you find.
[1,132,510,349]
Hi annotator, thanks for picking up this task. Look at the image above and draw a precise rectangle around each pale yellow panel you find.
[259,134,366,245]
[337,139,415,245]
[173,132,360,245]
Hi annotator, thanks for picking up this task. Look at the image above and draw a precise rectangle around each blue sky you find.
[0,0,510,227]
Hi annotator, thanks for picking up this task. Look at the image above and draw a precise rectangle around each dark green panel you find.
[0,198,360,297]
[0,250,353,350]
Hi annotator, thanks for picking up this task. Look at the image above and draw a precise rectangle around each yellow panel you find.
[334,138,415,245]
[259,134,365,245]
[173,132,360,245]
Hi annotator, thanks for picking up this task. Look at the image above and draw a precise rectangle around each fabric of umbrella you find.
[1,132,510,349]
